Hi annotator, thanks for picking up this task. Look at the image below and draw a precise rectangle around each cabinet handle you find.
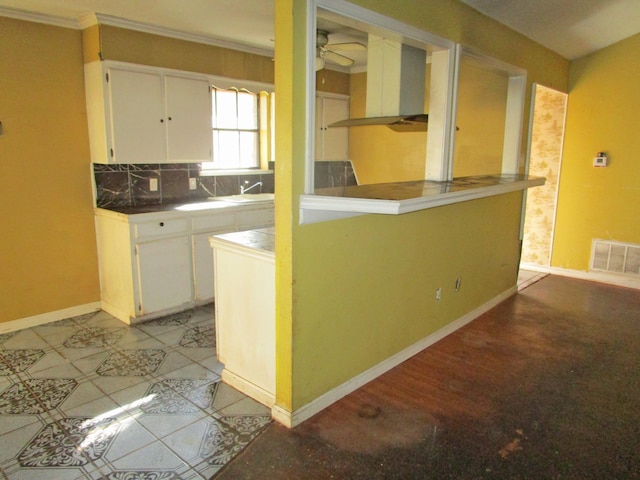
[159,222,164,227]
[168,117,172,121]
[160,119,164,123]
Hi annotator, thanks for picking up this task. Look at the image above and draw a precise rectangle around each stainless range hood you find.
[329,35,428,132]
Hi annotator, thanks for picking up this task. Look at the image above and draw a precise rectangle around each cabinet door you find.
[316,96,349,161]
[192,232,215,302]
[165,75,213,162]
[108,68,166,163]
[136,236,192,314]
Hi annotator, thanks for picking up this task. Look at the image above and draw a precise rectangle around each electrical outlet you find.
[189,178,197,190]
[149,178,158,192]
[435,288,441,302]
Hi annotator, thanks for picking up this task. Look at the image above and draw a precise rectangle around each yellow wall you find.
[452,59,508,177]
[276,0,568,411]
[349,55,511,183]
[275,0,570,413]
[552,33,640,270]
[0,17,99,323]
[348,72,429,184]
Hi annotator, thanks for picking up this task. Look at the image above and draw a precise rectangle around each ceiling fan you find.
[316,29,366,71]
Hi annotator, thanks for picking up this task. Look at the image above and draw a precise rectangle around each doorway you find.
[521,84,568,268]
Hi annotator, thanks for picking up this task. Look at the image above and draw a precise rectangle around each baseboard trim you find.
[0,302,102,334]
[222,369,275,409]
[271,286,517,428]
[520,264,640,290]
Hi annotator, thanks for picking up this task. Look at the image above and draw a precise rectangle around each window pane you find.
[237,91,258,129]
[213,130,240,168]
[214,90,238,129]
[239,131,258,168]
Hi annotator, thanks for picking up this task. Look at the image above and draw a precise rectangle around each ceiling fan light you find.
[315,55,325,71]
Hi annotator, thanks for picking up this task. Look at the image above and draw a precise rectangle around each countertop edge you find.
[300,176,545,223]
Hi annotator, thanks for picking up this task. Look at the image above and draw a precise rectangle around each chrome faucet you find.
[240,180,262,194]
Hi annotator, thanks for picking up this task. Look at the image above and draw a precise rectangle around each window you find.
[201,87,275,172]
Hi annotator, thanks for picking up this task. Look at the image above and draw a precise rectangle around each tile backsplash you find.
[93,160,356,209]
[314,161,358,189]
[93,163,274,209]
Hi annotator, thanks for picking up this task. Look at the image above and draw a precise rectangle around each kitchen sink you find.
[213,193,274,203]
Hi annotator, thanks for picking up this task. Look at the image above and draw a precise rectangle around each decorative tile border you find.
[179,325,215,349]
[0,378,77,414]
[18,416,120,467]
[64,327,126,348]
[199,415,271,467]
[142,379,218,414]
[97,350,166,376]
[0,349,45,375]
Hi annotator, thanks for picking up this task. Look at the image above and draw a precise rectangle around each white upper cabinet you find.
[164,74,213,162]
[315,94,349,161]
[108,68,166,164]
[85,61,213,164]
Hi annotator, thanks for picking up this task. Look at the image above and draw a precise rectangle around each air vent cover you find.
[591,240,640,276]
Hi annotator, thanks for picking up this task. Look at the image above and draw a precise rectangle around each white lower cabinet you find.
[95,203,273,324]
[136,236,192,314]
[192,231,217,302]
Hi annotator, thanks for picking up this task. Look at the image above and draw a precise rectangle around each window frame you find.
[200,76,275,176]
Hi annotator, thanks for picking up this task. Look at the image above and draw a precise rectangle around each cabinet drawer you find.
[134,218,189,239]
[192,213,236,232]
[237,208,275,228]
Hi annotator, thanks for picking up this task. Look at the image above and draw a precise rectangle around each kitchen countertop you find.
[300,174,545,222]
[210,227,275,255]
[95,194,274,219]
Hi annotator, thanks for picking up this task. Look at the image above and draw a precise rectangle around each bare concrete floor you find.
[215,275,640,479]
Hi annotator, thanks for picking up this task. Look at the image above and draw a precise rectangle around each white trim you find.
[0,6,78,29]
[0,302,102,334]
[305,1,318,195]
[271,286,517,428]
[221,370,275,408]
[317,0,454,51]
[520,264,640,290]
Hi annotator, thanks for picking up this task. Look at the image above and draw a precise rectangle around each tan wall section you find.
[315,69,350,96]
[97,25,275,83]
[0,17,99,323]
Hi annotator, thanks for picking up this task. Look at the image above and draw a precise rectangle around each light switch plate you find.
[149,178,158,191]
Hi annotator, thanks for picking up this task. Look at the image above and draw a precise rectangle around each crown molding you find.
[0,7,273,59]
[81,13,273,58]
[0,6,78,29]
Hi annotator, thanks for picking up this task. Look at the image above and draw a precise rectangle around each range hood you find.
[329,35,428,132]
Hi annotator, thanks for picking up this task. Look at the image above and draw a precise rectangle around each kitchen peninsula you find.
[301,174,544,222]
[209,228,276,407]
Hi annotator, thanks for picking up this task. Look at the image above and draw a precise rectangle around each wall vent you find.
[591,240,640,276]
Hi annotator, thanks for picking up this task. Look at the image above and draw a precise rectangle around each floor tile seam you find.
[123,409,208,453]
[190,458,223,480]
[155,433,211,470]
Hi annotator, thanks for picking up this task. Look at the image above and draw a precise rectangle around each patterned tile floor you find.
[0,306,271,480]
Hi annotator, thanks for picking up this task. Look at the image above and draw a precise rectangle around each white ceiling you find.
[459,0,640,59]
[1,0,639,61]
